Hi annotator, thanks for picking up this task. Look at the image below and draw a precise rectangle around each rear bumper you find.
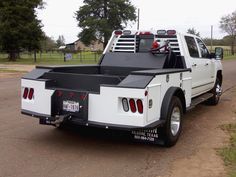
[21,109,165,131]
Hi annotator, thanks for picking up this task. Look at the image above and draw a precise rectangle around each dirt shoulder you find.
[166,88,236,177]
[0,64,34,79]
[0,64,34,72]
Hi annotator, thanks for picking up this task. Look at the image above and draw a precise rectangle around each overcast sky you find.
[37,0,236,43]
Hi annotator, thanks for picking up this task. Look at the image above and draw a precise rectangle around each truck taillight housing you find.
[28,88,34,100]
[122,98,129,112]
[129,99,136,113]
[136,99,143,114]
[23,88,29,99]
[22,87,34,100]
[121,98,144,114]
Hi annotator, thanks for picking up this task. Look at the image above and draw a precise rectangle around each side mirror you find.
[215,47,224,60]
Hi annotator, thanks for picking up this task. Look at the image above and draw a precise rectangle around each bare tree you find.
[220,10,236,55]
[56,35,65,47]
[187,28,200,37]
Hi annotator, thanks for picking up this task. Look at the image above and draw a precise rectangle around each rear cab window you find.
[138,34,155,52]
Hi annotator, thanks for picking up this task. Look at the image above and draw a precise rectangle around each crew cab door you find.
[196,38,215,87]
[184,36,214,97]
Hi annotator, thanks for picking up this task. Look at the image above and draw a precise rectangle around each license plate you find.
[63,100,80,112]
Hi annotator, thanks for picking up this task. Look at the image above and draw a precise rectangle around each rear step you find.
[187,93,213,111]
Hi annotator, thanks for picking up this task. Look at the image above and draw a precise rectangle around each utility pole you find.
[211,25,213,52]
[137,8,140,30]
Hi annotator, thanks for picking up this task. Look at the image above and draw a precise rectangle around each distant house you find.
[58,46,66,50]
[66,40,103,51]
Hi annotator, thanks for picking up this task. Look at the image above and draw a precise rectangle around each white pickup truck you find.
[21,30,223,147]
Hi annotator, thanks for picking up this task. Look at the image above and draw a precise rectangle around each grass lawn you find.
[0,52,100,65]
[224,55,236,60]
[219,123,236,177]
[0,51,235,65]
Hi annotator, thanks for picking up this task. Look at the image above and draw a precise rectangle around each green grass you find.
[219,123,236,177]
[0,52,100,65]
[224,55,236,60]
[207,46,232,50]
[0,51,235,65]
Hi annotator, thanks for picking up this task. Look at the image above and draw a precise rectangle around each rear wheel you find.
[161,96,183,147]
[207,78,222,105]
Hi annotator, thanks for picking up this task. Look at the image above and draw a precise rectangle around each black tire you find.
[207,78,222,105]
[160,96,183,147]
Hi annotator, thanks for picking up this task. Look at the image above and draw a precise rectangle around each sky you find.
[37,0,236,43]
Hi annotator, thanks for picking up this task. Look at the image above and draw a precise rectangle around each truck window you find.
[138,34,154,52]
[139,38,153,52]
[185,36,199,58]
[196,38,210,58]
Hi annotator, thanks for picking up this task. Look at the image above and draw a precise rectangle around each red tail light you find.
[136,99,143,114]
[167,30,176,35]
[56,91,63,97]
[115,30,123,35]
[23,88,29,99]
[129,99,136,113]
[28,88,34,100]
[139,32,153,35]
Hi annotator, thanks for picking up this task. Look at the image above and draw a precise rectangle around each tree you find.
[0,0,44,61]
[40,35,57,51]
[187,28,200,37]
[56,35,65,47]
[76,0,136,49]
[220,10,236,55]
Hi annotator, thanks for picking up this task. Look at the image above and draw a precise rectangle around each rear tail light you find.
[136,99,143,114]
[23,88,29,99]
[121,98,144,114]
[22,87,34,100]
[56,91,63,97]
[28,88,34,100]
[129,99,137,113]
[122,98,129,112]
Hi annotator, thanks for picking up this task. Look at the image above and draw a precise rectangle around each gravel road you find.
[0,60,236,177]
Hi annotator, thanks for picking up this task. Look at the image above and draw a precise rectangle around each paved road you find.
[0,60,236,177]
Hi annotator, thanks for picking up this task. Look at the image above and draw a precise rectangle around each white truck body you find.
[21,30,223,146]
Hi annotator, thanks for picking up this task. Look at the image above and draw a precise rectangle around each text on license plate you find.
[63,101,80,112]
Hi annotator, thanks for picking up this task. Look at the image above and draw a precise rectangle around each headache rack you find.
[110,33,181,55]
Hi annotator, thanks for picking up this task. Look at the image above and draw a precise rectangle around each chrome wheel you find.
[216,83,222,100]
[170,106,181,136]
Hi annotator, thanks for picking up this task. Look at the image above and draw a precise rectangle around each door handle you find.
[205,62,209,66]
[192,63,197,67]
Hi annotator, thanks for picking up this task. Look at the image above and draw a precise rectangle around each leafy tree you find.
[220,10,236,55]
[76,0,137,49]
[0,0,44,61]
[56,35,65,47]
[187,28,200,37]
